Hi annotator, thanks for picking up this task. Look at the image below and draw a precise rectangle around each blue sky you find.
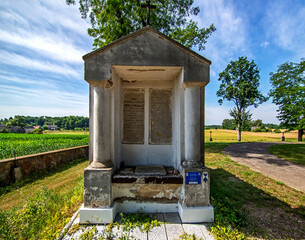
[0,0,304,125]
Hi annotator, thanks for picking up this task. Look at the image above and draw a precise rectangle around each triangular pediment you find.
[83,26,211,85]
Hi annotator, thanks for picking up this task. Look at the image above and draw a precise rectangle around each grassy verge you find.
[0,159,88,210]
[269,144,305,165]
[206,142,305,239]
[0,159,88,239]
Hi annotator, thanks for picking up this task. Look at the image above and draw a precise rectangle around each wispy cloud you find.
[263,1,305,59]
[0,29,85,63]
[0,84,88,107]
[0,51,80,77]
[195,0,250,67]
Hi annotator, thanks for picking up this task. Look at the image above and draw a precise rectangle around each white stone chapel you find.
[79,26,214,223]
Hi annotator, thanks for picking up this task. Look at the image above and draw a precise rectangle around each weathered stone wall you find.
[0,145,89,184]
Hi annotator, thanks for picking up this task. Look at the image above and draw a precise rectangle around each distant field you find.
[44,130,89,135]
[204,129,300,142]
[0,133,89,160]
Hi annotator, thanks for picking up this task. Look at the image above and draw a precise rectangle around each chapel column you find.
[91,86,112,168]
[184,86,203,168]
[179,83,213,223]
[82,84,113,213]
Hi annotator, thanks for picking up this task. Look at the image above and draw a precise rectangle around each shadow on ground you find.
[210,167,305,239]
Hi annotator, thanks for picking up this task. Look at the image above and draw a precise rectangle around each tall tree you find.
[66,0,216,49]
[269,59,305,141]
[217,56,268,141]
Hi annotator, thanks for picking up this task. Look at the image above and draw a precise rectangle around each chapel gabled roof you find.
[82,26,211,65]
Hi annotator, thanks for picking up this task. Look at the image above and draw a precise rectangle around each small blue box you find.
[185,172,201,185]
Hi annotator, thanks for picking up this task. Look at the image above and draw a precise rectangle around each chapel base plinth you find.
[83,166,113,208]
[178,202,214,223]
[79,203,117,224]
[178,167,214,223]
[180,167,211,207]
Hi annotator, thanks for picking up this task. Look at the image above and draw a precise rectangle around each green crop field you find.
[0,133,89,160]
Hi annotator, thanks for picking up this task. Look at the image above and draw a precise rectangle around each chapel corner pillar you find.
[83,82,114,210]
[179,82,212,214]
[183,84,203,169]
[91,85,112,169]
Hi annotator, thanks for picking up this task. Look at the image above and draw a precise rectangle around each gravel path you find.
[224,142,305,192]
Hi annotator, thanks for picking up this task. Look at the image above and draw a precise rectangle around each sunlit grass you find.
[205,129,299,142]
[269,144,305,165]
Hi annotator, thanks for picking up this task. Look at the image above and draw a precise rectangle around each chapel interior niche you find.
[112,65,183,177]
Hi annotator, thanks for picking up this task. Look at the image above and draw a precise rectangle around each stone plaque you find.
[149,89,172,144]
[122,88,144,144]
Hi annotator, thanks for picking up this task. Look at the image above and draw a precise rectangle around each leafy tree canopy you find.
[269,59,305,140]
[66,0,216,49]
[217,56,268,141]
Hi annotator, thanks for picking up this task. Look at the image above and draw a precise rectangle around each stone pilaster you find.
[181,85,210,208]
[184,86,203,168]
[91,86,112,168]
[83,85,113,209]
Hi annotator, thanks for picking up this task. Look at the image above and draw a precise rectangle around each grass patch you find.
[0,158,88,239]
[206,142,305,239]
[0,181,83,239]
[0,158,87,198]
[0,159,88,210]
[269,144,305,165]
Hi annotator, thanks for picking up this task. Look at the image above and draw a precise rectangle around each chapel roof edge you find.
[82,26,211,65]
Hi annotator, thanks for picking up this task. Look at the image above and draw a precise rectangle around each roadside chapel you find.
[79,26,214,223]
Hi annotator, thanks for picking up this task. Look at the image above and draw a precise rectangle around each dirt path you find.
[224,142,305,192]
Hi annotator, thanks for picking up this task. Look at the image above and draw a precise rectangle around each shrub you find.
[274,129,281,133]
[251,128,261,132]
[0,128,9,133]
[260,129,266,132]
[27,129,43,134]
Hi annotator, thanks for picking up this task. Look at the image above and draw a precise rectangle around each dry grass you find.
[205,129,299,142]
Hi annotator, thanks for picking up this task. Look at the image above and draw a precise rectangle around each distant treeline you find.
[0,116,89,130]
[221,119,281,132]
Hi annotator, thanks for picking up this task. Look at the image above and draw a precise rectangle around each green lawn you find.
[269,144,305,165]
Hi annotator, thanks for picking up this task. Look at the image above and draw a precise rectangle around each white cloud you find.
[263,1,305,58]
[0,83,88,120]
[0,29,85,63]
[260,41,269,48]
[249,103,280,124]
[194,0,250,67]
[0,51,79,77]
[206,102,280,125]
[205,105,231,125]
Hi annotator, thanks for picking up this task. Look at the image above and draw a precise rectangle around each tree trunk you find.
[237,123,241,142]
[298,129,304,141]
